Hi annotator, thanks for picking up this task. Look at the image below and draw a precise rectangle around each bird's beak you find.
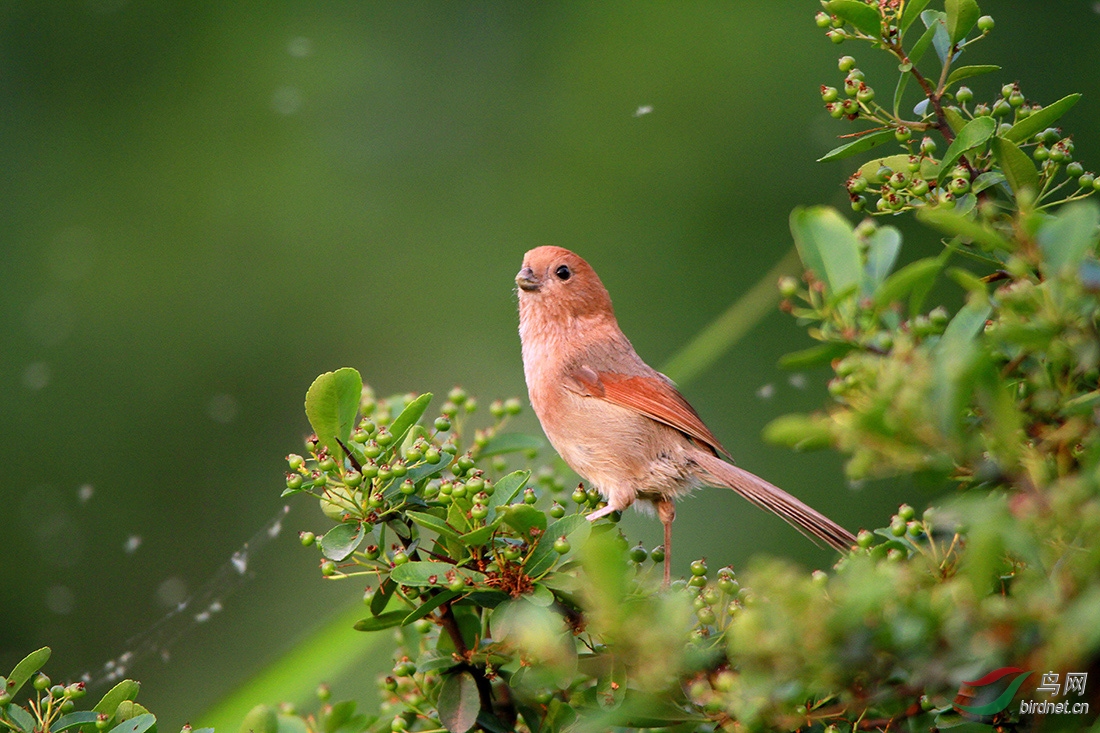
[515,266,540,292]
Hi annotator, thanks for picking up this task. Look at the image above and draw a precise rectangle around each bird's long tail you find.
[694,451,855,552]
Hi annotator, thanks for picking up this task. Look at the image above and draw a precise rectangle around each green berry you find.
[549,502,566,519]
[650,545,666,563]
[285,473,303,490]
[1066,161,1084,177]
[856,529,874,548]
[390,715,407,732]
[815,11,831,28]
[821,85,838,103]
[778,276,799,298]
[391,461,407,478]
[838,55,856,72]
[363,440,382,459]
[827,29,845,44]
[898,503,915,521]
[1009,91,1025,108]
[318,455,336,472]
[343,470,363,488]
[351,427,369,444]
[364,544,381,560]
[489,400,506,418]
[890,517,907,536]
[949,177,970,195]
[955,86,973,105]
[504,397,523,415]
[690,559,707,576]
[977,15,994,32]
[826,102,844,119]
[1033,144,1049,162]
[96,714,111,730]
[697,607,716,625]
[920,136,937,155]
[688,574,707,588]
[392,550,409,565]
[300,531,316,547]
[286,454,304,470]
[321,560,337,576]
[33,673,50,691]
[471,504,488,520]
[399,479,416,495]
[375,428,394,447]
[553,536,571,554]
[448,575,467,593]
[856,84,874,103]
[447,387,467,404]
[523,488,538,505]
[424,447,442,464]
[992,99,1012,118]
[1079,173,1096,189]
[894,126,911,142]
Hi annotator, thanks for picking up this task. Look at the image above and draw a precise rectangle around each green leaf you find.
[239,706,277,733]
[1038,201,1100,277]
[1004,93,1081,143]
[304,368,362,461]
[54,713,101,732]
[387,393,433,449]
[990,136,1038,196]
[917,208,1010,251]
[1,705,35,733]
[941,297,991,347]
[437,670,480,733]
[403,590,460,626]
[921,9,952,64]
[390,561,486,588]
[824,0,882,36]
[873,257,943,311]
[526,514,592,577]
[107,714,155,733]
[93,680,141,716]
[774,338,849,367]
[319,522,364,561]
[353,611,408,632]
[900,0,932,33]
[790,206,862,296]
[502,505,546,537]
[945,0,980,44]
[370,577,395,616]
[4,647,50,699]
[778,341,854,370]
[857,154,917,184]
[458,514,506,547]
[416,650,459,674]
[938,116,996,181]
[944,64,999,89]
[816,129,895,163]
[970,170,1006,193]
[485,470,530,512]
[320,701,356,733]
[477,433,543,458]
[762,414,832,451]
[406,511,464,544]
[864,225,902,293]
[943,106,967,135]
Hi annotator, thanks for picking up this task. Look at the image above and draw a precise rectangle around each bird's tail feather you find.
[694,452,855,552]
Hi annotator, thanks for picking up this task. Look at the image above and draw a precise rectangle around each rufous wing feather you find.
[567,366,730,458]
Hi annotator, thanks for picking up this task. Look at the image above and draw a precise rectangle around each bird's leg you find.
[657,499,675,588]
[586,504,618,522]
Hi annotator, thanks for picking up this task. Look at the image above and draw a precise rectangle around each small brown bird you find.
[515,246,854,585]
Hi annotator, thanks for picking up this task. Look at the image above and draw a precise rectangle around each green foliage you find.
[268,4,1100,731]
[0,648,188,733]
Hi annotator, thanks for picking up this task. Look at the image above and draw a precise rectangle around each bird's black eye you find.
[555,264,571,281]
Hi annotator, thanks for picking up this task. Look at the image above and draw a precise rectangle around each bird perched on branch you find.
[515,246,854,585]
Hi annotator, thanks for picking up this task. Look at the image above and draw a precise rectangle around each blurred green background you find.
[3,1,1098,729]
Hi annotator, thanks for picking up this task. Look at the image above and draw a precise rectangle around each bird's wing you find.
[566,365,730,458]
